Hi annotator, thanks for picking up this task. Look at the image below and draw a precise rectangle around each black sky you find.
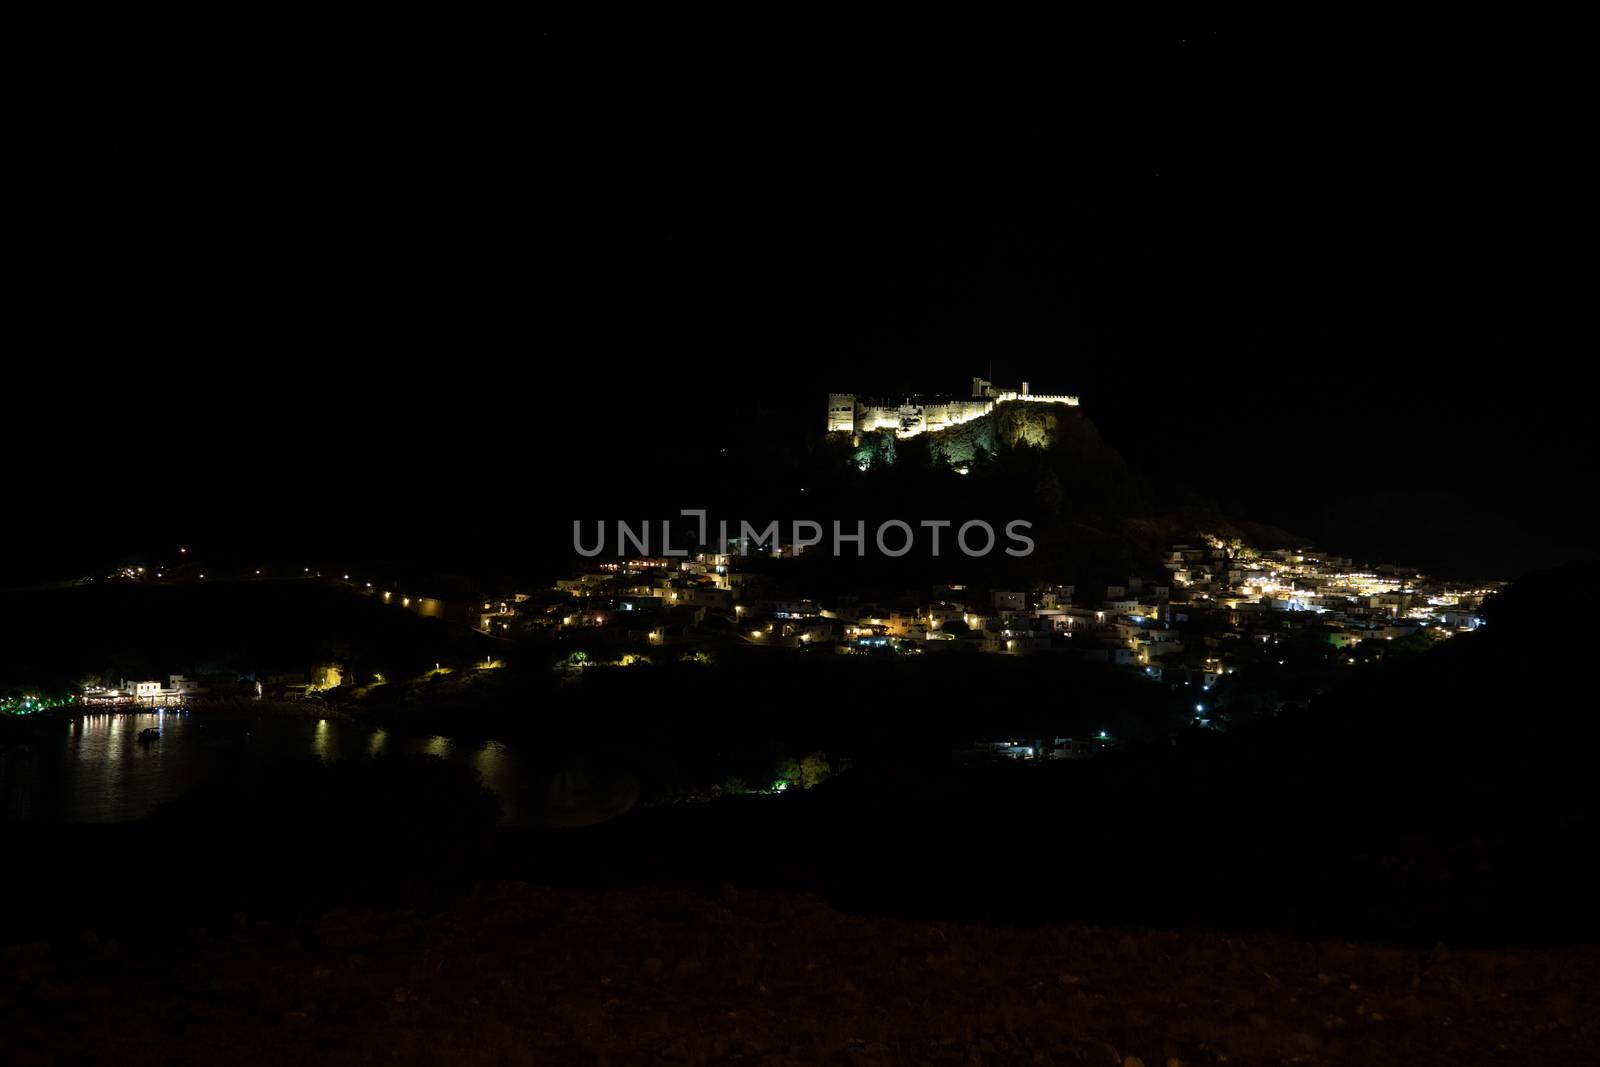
[7,25,1591,584]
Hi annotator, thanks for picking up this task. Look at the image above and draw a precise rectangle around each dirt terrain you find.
[4,884,1593,1065]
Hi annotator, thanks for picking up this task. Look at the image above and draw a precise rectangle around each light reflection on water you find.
[0,713,630,827]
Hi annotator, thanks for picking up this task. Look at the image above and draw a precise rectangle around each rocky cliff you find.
[849,400,1114,468]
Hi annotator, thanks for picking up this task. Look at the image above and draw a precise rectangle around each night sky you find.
[9,26,1589,584]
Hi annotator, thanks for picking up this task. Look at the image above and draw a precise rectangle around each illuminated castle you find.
[827,377,1079,438]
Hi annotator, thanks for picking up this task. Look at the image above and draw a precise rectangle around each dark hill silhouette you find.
[526,562,1598,947]
[0,579,494,691]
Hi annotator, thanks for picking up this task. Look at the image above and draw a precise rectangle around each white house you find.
[128,675,205,705]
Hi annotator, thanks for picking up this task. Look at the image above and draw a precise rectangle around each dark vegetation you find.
[3,564,1594,953]
[345,649,1190,791]
[0,579,496,693]
[1,565,1593,1062]
[533,564,1594,948]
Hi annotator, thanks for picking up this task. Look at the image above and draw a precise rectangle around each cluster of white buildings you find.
[1166,538,1495,652]
[522,535,1501,702]
[81,675,206,706]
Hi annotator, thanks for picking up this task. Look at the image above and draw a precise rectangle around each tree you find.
[798,751,831,789]
[775,756,801,787]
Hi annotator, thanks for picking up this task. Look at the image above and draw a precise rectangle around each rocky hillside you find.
[5,883,1593,1064]
[855,400,1118,467]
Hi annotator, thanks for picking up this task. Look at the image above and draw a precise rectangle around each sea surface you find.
[0,709,638,826]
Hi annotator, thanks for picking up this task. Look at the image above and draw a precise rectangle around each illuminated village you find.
[7,36,1591,1063]
[525,537,1494,681]
[20,384,1500,747]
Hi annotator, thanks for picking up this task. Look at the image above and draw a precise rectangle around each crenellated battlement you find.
[826,378,1079,437]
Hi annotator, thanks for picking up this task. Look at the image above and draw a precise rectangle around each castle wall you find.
[827,393,857,433]
[858,406,903,433]
[993,391,1079,407]
[922,399,992,432]
[827,382,1078,437]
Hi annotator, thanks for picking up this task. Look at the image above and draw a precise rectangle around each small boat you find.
[137,727,160,744]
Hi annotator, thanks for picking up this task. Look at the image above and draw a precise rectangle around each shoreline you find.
[30,697,354,719]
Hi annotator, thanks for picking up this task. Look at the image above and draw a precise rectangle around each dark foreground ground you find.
[4,883,1594,1066]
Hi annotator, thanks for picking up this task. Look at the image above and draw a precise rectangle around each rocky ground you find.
[3,884,1594,1065]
